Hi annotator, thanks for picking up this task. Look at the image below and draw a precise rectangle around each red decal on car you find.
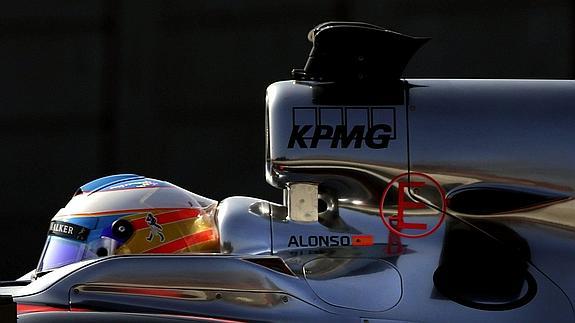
[379,172,446,238]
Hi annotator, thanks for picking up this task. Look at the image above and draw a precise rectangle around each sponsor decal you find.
[379,172,446,239]
[48,221,90,241]
[288,107,396,149]
[107,180,166,191]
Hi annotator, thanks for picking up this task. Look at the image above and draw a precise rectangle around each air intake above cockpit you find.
[292,21,429,83]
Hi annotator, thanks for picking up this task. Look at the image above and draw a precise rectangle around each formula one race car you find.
[2,21,575,322]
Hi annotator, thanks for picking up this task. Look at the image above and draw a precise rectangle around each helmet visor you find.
[37,236,92,272]
[37,231,120,273]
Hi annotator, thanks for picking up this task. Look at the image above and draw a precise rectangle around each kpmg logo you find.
[288,107,396,149]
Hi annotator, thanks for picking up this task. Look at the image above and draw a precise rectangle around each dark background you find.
[0,0,573,280]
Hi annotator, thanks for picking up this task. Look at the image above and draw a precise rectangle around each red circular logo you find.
[379,172,446,238]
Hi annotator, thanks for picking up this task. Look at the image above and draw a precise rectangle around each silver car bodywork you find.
[7,22,575,322]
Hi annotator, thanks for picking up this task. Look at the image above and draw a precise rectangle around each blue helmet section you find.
[75,174,144,195]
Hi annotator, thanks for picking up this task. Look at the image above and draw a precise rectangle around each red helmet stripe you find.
[131,208,202,230]
[144,229,215,253]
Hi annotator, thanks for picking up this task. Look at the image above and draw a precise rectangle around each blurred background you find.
[0,0,573,280]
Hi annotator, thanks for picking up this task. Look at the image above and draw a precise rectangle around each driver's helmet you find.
[36,174,219,274]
